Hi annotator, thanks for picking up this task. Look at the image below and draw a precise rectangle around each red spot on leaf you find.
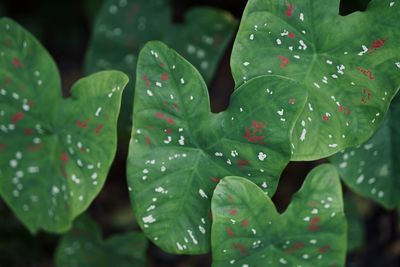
[95,124,104,135]
[211,177,220,183]
[308,217,321,232]
[161,72,168,81]
[226,226,235,238]
[288,32,296,38]
[322,115,330,122]
[159,62,166,68]
[24,128,33,135]
[233,243,248,255]
[12,58,24,68]
[143,75,151,88]
[318,244,331,254]
[277,55,290,68]
[285,2,294,17]
[241,219,249,228]
[243,120,266,144]
[244,128,265,144]
[145,135,151,145]
[252,120,265,132]
[155,112,174,125]
[155,112,164,119]
[11,112,24,124]
[76,119,89,129]
[361,88,372,104]
[0,143,7,151]
[61,153,69,163]
[285,242,305,254]
[236,159,250,169]
[358,68,375,80]
[172,104,179,112]
[230,209,238,216]
[371,39,385,49]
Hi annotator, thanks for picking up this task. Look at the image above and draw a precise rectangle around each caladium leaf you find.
[0,18,128,233]
[85,0,237,140]
[55,215,148,267]
[231,0,400,160]
[127,41,307,254]
[211,164,347,267]
[331,94,400,209]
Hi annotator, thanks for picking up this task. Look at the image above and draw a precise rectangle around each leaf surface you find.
[127,41,307,254]
[331,94,400,208]
[211,164,347,267]
[55,215,148,267]
[0,18,128,233]
[231,0,400,160]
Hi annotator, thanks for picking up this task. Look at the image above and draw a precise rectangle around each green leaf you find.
[55,215,148,267]
[0,18,128,233]
[85,0,237,141]
[127,41,307,254]
[331,94,400,208]
[211,164,347,267]
[231,0,400,160]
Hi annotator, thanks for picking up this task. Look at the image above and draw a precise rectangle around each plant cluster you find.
[0,0,399,266]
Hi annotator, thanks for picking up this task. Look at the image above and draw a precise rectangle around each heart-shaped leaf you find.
[0,18,128,233]
[85,0,237,141]
[231,0,400,160]
[331,94,400,209]
[55,215,148,267]
[127,41,307,254]
[211,164,347,267]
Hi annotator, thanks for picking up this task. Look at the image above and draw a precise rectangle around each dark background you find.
[0,0,399,266]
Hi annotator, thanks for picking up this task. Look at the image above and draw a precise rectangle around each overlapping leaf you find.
[211,164,347,267]
[55,215,148,267]
[231,0,400,160]
[0,18,128,233]
[85,0,237,140]
[331,94,400,208]
[127,41,307,254]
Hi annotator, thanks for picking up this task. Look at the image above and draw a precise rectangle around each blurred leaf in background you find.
[55,215,148,267]
[331,94,400,209]
[83,0,104,26]
[0,202,58,267]
[85,0,237,147]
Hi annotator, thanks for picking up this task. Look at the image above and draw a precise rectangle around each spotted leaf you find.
[211,164,347,267]
[231,0,400,160]
[127,41,307,254]
[55,215,148,267]
[85,0,237,142]
[331,94,400,209]
[0,18,128,233]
